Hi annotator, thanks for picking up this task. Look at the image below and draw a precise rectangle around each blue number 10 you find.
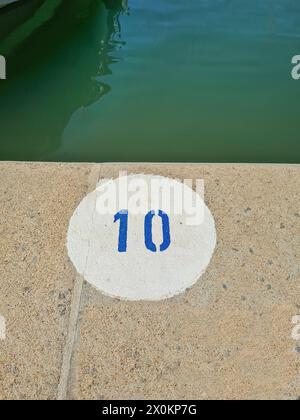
[114,210,171,253]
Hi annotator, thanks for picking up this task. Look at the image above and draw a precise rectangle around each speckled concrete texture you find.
[70,164,300,400]
[0,162,299,400]
[0,162,93,399]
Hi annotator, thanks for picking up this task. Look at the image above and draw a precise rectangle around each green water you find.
[0,0,300,163]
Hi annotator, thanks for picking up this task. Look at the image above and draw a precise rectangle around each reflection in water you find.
[0,0,62,56]
[0,0,128,161]
[53,0,129,160]
[99,0,128,77]
[91,0,128,102]
[0,0,45,42]
[1,0,300,163]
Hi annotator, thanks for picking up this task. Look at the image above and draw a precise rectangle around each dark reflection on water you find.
[0,0,128,161]
[0,0,300,163]
[89,0,129,102]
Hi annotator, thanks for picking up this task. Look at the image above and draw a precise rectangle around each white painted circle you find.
[67,174,216,301]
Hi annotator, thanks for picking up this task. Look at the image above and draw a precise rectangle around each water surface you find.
[0,0,299,162]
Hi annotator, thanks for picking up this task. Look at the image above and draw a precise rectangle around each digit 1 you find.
[114,210,128,253]
[144,210,171,253]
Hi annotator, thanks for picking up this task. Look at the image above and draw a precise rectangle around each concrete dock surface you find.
[0,162,299,400]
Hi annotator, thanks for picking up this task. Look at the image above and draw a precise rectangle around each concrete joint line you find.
[57,165,102,400]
